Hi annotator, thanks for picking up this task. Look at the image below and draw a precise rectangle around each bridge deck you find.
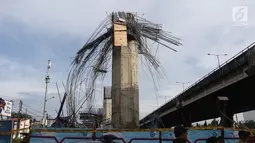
[140,42,255,127]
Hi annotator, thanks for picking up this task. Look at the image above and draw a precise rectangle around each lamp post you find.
[159,96,170,103]
[149,105,158,110]
[176,81,190,91]
[46,96,54,102]
[42,60,51,126]
[207,53,227,68]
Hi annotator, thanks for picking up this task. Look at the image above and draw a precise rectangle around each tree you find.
[204,121,207,127]
[210,119,219,126]
[11,112,32,119]
[242,120,255,129]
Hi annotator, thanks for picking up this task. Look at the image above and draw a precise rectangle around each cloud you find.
[0,0,254,121]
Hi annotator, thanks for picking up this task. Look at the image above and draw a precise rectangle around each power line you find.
[22,103,42,114]
[21,107,41,118]
[21,111,40,118]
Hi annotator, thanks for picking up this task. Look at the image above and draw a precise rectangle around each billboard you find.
[1,100,12,117]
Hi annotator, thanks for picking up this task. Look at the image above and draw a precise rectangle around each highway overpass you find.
[140,42,255,128]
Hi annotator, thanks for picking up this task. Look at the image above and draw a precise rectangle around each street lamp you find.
[42,60,51,126]
[176,81,190,91]
[149,105,158,110]
[159,96,170,103]
[207,53,227,68]
[46,96,54,102]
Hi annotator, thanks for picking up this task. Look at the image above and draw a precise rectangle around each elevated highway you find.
[140,42,255,128]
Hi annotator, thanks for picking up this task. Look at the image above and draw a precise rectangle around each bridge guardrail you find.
[144,42,255,120]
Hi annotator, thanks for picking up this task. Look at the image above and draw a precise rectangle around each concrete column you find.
[112,40,139,128]
[103,99,112,121]
[180,110,192,127]
[103,87,112,123]
[219,102,233,127]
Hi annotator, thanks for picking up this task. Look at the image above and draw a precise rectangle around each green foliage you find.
[241,120,255,129]
[196,119,219,127]
[12,138,23,143]
[209,119,219,126]
[204,121,207,126]
[11,112,32,119]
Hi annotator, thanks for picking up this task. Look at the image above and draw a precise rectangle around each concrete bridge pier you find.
[180,112,192,127]
[177,105,192,127]
[218,96,234,127]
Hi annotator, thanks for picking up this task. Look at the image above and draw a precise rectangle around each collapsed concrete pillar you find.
[112,40,139,128]
[103,86,112,122]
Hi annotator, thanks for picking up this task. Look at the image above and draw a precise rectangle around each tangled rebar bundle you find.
[66,12,182,123]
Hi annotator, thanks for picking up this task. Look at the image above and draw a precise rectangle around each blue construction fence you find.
[0,120,14,143]
[28,128,242,143]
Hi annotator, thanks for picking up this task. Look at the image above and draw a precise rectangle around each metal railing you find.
[194,137,239,143]
[29,136,192,143]
[142,41,255,120]
[128,138,191,143]
[29,136,127,143]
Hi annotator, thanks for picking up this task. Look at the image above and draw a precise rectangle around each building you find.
[79,108,103,128]
[10,118,31,138]
[243,110,255,121]
[0,100,13,120]
[39,118,55,127]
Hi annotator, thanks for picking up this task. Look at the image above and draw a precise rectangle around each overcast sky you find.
[0,0,254,121]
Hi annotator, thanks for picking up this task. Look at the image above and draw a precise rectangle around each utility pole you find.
[207,53,227,68]
[25,108,27,114]
[176,81,190,91]
[42,60,51,126]
[16,100,22,138]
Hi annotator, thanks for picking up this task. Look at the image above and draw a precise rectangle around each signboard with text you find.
[1,100,12,117]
